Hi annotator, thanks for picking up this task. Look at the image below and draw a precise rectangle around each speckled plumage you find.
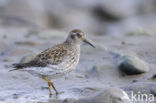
[11,29,94,96]
[12,39,80,77]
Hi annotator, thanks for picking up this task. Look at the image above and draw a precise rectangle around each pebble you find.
[110,52,150,75]
[20,53,37,63]
[74,87,131,103]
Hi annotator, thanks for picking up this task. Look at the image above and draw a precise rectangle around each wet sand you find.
[0,28,156,103]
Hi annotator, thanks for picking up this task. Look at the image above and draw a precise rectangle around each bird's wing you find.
[35,43,68,66]
[10,43,69,71]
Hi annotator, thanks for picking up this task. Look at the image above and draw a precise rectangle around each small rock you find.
[131,80,138,83]
[75,87,131,103]
[110,52,150,75]
[92,5,121,22]
[87,63,118,80]
[151,74,156,79]
[20,53,37,63]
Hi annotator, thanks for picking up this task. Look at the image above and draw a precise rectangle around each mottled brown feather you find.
[11,43,69,71]
[34,43,68,65]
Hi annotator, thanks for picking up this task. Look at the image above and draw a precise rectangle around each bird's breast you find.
[58,46,80,73]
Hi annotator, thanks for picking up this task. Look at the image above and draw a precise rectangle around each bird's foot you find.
[49,93,52,98]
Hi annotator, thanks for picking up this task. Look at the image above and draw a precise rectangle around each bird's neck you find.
[65,40,80,47]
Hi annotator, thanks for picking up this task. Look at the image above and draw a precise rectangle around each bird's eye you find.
[77,33,81,38]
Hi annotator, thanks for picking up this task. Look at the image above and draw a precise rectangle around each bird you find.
[10,29,95,97]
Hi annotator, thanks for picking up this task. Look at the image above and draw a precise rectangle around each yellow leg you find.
[42,75,59,95]
[48,82,52,97]
[50,81,59,95]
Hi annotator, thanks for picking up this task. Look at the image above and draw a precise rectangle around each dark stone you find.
[92,5,121,22]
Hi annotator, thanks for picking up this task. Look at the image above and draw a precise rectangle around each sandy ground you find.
[0,27,156,103]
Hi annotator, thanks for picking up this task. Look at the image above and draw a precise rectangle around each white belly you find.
[21,53,80,78]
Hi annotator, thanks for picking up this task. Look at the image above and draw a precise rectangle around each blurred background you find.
[0,0,156,36]
[0,1,156,102]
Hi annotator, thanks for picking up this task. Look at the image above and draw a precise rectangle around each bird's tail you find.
[9,63,31,71]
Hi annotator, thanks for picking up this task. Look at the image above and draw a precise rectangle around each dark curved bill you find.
[82,38,95,48]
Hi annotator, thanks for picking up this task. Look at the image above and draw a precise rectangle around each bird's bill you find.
[82,38,95,48]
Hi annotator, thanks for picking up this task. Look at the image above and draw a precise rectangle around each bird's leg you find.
[48,82,52,97]
[42,75,59,95]
[42,75,53,96]
[50,82,59,95]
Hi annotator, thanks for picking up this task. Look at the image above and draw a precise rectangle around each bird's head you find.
[66,29,95,48]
